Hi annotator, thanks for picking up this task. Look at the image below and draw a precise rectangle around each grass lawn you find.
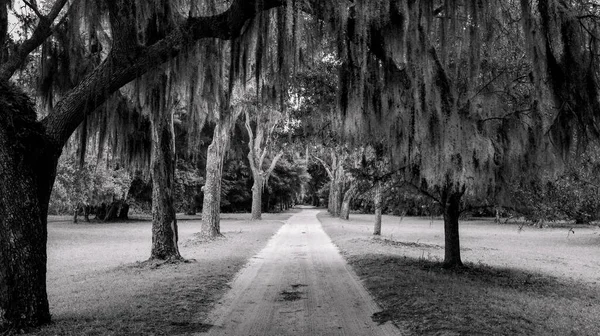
[319,212,600,336]
[29,212,294,336]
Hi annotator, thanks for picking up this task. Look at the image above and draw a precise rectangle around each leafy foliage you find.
[218,155,307,213]
[49,155,131,215]
[174,162,203,214]
[220,158,253,213]
[509,148,600,224]
[305,161,329,206]
[264,157,310,210]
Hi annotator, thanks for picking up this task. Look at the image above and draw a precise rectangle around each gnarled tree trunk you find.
[339,184,358,220]
[149,104,181,260]
[0,82,56,330]
[373,181,382,235]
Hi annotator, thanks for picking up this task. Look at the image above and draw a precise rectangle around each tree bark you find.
[339,184,357,220]
[373,181,383,235]
[149,104,181,260]
[250,173,263,220]
[0,82,56,330]
[327,182,335,214]
[329,164,345,217]
[201,108,241,239]
[200,132,227,239]
[441,186,464,268]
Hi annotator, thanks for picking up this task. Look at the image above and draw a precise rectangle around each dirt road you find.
[199,208,401,336]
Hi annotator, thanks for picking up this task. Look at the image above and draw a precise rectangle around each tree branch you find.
[264,150,284,187]
[41,0,286,148]
[459,204,494,215]
[0,0,70,80]
[186,0,283,41]
[313,154,333,179]
[480,108,533,123]
[36,0,413,152]
[406,181,442,205]
[244,109,258,171]
[23,0,43,19]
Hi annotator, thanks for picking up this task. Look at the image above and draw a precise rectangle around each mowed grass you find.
[29,212,294,336]
[318,212,600,336]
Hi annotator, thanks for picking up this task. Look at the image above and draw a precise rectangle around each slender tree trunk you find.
[83,205,90,222]
[201,120,231,238]
[244,109,283,221]
[373,181,382,235]
[149,106,181,260]
[442,188,463,268]
[73,204,79,223]
[340,184,357,220]
[250,172,263,220]
[0,83,57,330]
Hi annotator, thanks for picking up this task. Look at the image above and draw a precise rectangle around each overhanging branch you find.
[41,0,287,147]
[0,0,70,80]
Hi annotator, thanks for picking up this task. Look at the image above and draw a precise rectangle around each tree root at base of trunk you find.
[136,256,195,269]
[198,232,226,241]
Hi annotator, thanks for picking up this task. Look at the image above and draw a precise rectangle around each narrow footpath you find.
[198,208,401,336]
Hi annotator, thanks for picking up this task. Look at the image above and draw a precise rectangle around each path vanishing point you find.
[198,207,402,336]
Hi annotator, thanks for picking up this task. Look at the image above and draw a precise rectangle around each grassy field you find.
[319,212,600,336]
[30,212,294,336]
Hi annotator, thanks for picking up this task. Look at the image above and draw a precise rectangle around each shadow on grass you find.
[349,254,600,336]
[372,237,443,250]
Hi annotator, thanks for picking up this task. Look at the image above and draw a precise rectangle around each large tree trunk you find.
[250,172,263,220]
[441,187,464,268]
[327,179,336,216]
[330,183,341,216]
[149,105,181,260]
[339,184,358,220]
[0,82,57,330]
[373,181,382,235]
[331,178,344,217]
[328,164,344,217]
[200,121,231,239]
